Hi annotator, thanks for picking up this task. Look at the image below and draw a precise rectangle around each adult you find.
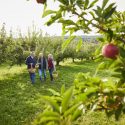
[38,53,47,82]
[48,54,55,82]
[25,51,37,84]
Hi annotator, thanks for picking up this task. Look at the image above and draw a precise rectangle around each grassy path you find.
[0,61,124,125]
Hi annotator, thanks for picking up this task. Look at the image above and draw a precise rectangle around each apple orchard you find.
[33,0,125,124]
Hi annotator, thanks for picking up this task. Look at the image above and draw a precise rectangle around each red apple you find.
[36,0,46,4]
[102,43,119,59]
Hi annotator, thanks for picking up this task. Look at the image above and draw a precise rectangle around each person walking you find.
[25,51,37,84]
[38,53,47,82]
[47,54,55,82]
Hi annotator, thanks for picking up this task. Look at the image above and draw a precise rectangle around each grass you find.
[0,60,125,125]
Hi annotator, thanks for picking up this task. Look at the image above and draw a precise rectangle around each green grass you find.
[0,60,125,125]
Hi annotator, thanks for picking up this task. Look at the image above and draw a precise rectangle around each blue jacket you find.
[25,56,37,69]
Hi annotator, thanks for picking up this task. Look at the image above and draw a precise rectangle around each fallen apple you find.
[102,43,119,59]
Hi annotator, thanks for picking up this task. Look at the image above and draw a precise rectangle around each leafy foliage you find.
[39,0,125,121]
[0,23,97,66]
[33,85,84,125]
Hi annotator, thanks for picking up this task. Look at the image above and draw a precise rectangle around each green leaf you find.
[97,62,107,70]
[64,103,81,117]
[111,72,122,78]
[62,36,76,52]
[104,7,116,19]
[85,87,98,98]
[75,93,87,102]
[89,11,95,18]
[61,87,73,113]
[109,60,121,69]
[33,111,60,124]
[54,96,62,102]
[58,0,69,5]
[67,27,78,35]
[94,44,102,55]
[71,108,82,121]
[61,84,66,95]
[41,111,60,117]
[91,77,101,85]
[76,0,84,6]
[43,2,47,11]
[42,10,56,18]
[42,96,60,113]
[93,6,102,17]
[76,37,83,52]
[88,0,98,9]
[102,0,109,9]
[84,0,89,9]
[39,116,59,123]
[107,28,113,42]
[119,47,125,58]
[45,11,62,26]
[48,88,60,96]
[102,3,116,19]
[70,0,74,4]
[62,25,68,35]
[58,19,76,26]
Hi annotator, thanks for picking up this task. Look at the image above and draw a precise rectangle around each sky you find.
[0,0,125,36]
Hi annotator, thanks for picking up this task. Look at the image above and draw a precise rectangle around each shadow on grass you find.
[0,61,99,125]
[0,70,62,125]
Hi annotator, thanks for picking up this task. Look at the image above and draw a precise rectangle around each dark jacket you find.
[38,56,47,70]
[25,56,37,69]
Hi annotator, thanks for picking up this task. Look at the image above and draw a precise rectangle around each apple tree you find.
[33,0,125,123]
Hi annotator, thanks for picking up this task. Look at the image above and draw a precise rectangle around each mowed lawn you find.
[0,60,125,125]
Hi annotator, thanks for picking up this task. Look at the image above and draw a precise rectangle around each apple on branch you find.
[36,0,46,4]
[102,43,119,59]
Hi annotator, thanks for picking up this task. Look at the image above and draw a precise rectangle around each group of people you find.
[25,51,56,84]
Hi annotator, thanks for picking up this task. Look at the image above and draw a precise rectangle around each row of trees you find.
[32,0,125,124]
[0,23,98,66]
